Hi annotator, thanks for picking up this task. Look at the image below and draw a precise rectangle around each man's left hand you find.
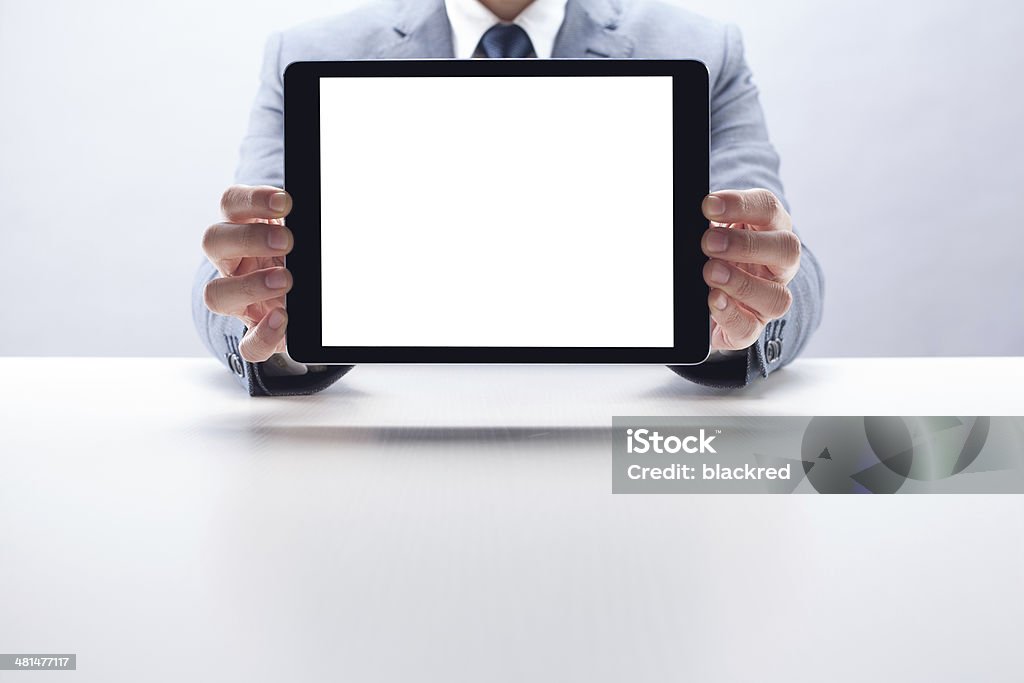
[700,188,802,351]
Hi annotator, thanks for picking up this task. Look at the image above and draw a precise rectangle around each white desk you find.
[1,357,1022,682]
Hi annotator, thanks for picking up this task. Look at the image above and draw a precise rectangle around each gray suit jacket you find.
[192,0,825,395]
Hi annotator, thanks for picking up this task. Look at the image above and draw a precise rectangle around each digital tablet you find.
[284,59,709,364]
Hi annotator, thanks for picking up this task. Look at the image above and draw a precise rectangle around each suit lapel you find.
[377,0,455,58]
[553,0,634,58]
[377,0,633,59]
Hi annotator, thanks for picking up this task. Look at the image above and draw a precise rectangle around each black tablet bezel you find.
[284,59,709,364]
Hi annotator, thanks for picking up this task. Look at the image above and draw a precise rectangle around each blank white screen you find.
[319,76,674,347]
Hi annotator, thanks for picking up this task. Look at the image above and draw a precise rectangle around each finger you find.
[239,308,288,363]
[702,189,792,231]
[708,289,763,350]
[702,226,801,275]
[202,222,293,262]
[203,267,292,316]
[220,184,292,222]
[704,259,793,323]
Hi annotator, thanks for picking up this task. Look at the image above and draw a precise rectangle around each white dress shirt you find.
[444,0,568,58]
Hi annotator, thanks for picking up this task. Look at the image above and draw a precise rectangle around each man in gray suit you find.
[194,0,824,396]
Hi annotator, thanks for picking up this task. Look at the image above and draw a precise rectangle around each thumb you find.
[239,308,287,363]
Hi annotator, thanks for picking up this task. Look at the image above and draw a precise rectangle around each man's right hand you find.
[202,185,294,362]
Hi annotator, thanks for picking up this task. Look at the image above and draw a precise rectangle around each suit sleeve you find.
[669,23,825,388]
[191,31,353,396]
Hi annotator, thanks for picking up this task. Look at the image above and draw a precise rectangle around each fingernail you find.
[269,192,289,213]
[704,195,725,217]
[265,270,289,289]
[706,230,728,253]
[267,309,286,330]
[712,291,728,310]
[709,262,731,285]
[267,228,289,250]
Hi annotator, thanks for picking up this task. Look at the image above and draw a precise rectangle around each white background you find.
[319,76,674,347]
[0,0,1021,358]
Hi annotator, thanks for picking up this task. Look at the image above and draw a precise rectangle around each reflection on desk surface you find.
[1,357,1022,683]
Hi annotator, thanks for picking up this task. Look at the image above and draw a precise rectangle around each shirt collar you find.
[444,0,569,59]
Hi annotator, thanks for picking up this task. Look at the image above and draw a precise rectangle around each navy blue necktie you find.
[478,23,536,58]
